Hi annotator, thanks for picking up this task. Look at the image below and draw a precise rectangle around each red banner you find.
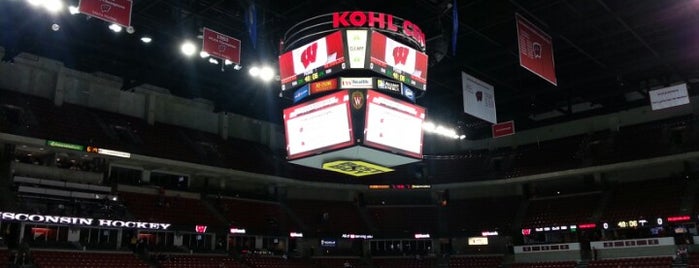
[78,0,133,27]
[202,28,241,65]
[516,14,557,86]
[492,120,515,138]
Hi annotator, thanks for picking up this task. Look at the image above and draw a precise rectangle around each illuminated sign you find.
[368,184,432,190]
[195,225,208,233]
[481,231,498,236]
[86,146,131,158]
[401,84,415,102]
[284,90,354,160]
[229,228,246,234]
[321,239,337,247]
[279,31,345,91]
[667,215,690,222]
[578,223,596,229]
[468,237,488,246]
[290,232,304,238]
[46,140,84,151]
[310,78,339,94]
[414,233,430,239]
[340,77,373,89]
[376,79,401,92]
[0,211,170,230]
[293,84,310,103]
[322,160,393,177]
[98,148,131,158]
[346,30,368,69]
[341,233,373,239]
[331,11,425,49]
[364,90,425,159]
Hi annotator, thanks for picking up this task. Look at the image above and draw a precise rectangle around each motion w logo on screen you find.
[301,43,318,68]
[393,47,409,65]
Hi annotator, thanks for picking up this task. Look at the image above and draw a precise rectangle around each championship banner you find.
[492,120,515,138]
[462,72,497,124]
[516,13,557,86]
[202,27,241,65]
[649,83,690,111]
[78,0,133,27]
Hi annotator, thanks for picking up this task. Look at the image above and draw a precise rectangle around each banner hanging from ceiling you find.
[202,27,241,65]
[78,0,133,27]
[516,13,557,86]
[462,72,497,124]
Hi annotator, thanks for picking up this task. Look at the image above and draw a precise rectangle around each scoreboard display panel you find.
[369,31,428,91]
[284,90,354,160]
[279,31,346,91]
[363,90,425,159]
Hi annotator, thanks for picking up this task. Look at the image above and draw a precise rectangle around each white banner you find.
[462,72,497,124]
[649,83,689,111]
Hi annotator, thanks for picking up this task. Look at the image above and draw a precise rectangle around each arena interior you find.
[1,0,699,267]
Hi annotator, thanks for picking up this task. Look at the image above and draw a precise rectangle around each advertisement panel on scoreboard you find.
[284,90,354,160]
[369,31,428,91]
[363,90,425,159]
[279,31,346,91]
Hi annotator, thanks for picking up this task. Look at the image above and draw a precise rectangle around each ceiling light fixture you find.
[68,5,79,15]
[180,41,197,57]
[108,23,122,33]
[42,0,63,13]
[140,36,152,43]
[259,66,274,81]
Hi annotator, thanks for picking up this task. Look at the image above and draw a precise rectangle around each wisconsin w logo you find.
[301,43,318,68]
[392,46,409,65]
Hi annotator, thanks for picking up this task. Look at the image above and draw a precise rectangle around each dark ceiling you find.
[1,0,698,139]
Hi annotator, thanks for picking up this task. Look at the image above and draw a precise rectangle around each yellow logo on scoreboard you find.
[322,160,393,177]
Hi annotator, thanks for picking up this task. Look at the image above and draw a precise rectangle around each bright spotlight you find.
[27,0,42,7]
[208,58,219,65]
[108,23,122,33]
[140,36,152,43]
[233,64,242,70]
[43,0,63,13]
[224,59,233,66]
[199,51,210,58]
[68,5,79,15]
[259,66,274,81]
[248,66,260,77]
[51,23,60,31]
[180,41,197,57]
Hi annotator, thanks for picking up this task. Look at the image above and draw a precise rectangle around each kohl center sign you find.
[332,11,426,50]
[0,211,171,230]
